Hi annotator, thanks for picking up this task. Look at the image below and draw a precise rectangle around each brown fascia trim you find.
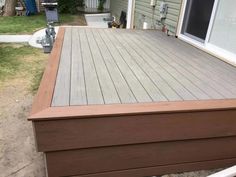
[30,27,65,116]
[29,99,236,121]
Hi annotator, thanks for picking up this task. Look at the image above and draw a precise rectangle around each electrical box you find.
[150,0,156,7]
[159,1,168,19]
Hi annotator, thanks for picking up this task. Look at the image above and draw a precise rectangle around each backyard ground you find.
[0,43,47,177]
[0,13,86,34]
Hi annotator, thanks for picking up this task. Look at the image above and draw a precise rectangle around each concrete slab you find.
[85,13,110,28]
[0,35,32,43]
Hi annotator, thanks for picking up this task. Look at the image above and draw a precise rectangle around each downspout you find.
[127,0,135,29]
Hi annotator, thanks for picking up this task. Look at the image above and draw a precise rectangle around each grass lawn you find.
[0,13,80,34]
[0,43,48,93]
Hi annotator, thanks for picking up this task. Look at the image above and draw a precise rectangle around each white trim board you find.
[127,0,135,29]
[207,165,236,177]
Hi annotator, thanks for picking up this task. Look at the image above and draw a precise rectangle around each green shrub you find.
[58,0,84,14]
[98,0,106,11]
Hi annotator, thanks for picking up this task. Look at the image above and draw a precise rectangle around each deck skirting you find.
[29,27,236,177]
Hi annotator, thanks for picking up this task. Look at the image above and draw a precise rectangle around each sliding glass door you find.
[182,0,215,42]
[180,0,236,63]
[209,0,236,54]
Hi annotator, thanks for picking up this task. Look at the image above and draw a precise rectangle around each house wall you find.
[134,0,182,34]
[110,0,128,20]
[85,0,110,10]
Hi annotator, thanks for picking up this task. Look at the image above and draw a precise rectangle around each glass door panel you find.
[182,0,215,42]
[209,0,236,54]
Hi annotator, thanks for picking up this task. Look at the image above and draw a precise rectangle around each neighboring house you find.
[110,0,236,65]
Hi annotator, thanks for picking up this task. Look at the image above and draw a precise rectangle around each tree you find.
[3,0,16,16]
[98,0,106,11]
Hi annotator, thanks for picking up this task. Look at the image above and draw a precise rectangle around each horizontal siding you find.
[134,0,182,34]
[110,0,128,19]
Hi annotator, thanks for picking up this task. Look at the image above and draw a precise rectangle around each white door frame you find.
[176,0,236,66]
[127,0,135,29]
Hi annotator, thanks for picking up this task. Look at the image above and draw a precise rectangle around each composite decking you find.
[29,27,236,177]
[52,27,236,107]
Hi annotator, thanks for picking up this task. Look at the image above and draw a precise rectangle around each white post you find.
[127,0,135,29]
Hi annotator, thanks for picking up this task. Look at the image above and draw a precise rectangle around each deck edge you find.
[29,99,236,120]
[30,27,65,116]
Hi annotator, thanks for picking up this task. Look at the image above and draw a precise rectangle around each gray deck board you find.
[98,29,152,103]
[145,31,236,94]
[105,29,168,102]
[85,28,120,104]
[132,30,225,99]
[91,29,137,104]
[52,28,72,106]
[110,30,182,101]
[79,28,104,104]
[146,31,236,98]
[115,30,197,100]
[52,27,236,106]
[70,28,87,105]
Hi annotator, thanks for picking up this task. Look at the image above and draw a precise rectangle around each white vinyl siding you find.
[110,0,128,20]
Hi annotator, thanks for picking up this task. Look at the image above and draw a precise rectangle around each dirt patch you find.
[0,81,46,177]
[0,44,47,177]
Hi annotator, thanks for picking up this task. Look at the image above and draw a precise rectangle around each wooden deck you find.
[29,27,236,177]
[52,27,236,106]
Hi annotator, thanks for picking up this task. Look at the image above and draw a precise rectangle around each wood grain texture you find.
[70,158,236,177]
[70,27,87,105]
[30,28,65,115]
[45,136,236,177]
[29,99,236,120]
[34,109,236,152]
